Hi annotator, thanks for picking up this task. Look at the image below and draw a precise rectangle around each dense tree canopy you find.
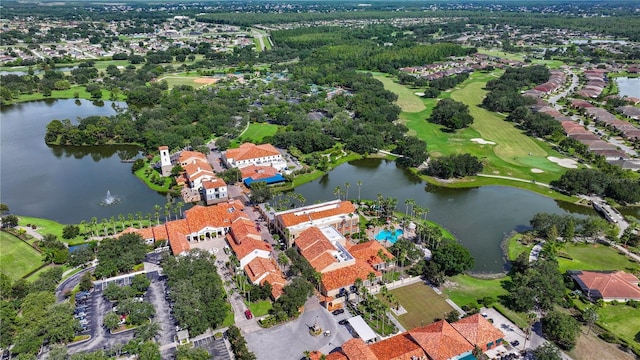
[541,311,580,350]
[431,239,474,276]
[95,233,147,279]
[424,153,483,179]
[428,99,474,130]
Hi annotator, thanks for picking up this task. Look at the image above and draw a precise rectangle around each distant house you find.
[570,270,640,302]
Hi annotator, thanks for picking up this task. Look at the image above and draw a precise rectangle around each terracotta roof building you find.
[451,313,505,351]
[408,320,474,360]
[294,226,354,273]
[347,241,395,271]
[120,200,245,256]
[275,200,358,248]
[570,270,640,302]
[340,338,379,360]
[222,142,287,171]
[243,257,286,299]
[369,333,426,360]
[226,217,272,267]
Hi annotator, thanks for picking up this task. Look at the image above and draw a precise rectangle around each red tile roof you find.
[184,201,244,232]
[322,259,379,292]
[324,352,348,360]
[159,146,168,150]
[202,178,227,189]
[165,219,191,256]
[295,227,339,272]
[348,241,394,268]
[240,165,279,180]
[451,314,505,351]
[573,270,640,300]
[278,200,356,228]
[409,320,473,360]
[243,257,286,299]
[226,142,280,162]
[179,150,207,165]
[226,227,271,263]
[340,338,378,360]
[369,332,426,360]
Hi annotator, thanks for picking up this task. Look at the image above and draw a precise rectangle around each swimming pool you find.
[374,229,403,244]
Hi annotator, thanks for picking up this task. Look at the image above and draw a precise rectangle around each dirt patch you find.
[194,77,218,85]
[531,168,544,173]
[547,156,578,169]
[569,327,636,360]
[470,138,497,145]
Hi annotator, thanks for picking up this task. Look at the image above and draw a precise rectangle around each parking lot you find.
[193,335,232,360]
[246,296,354,359]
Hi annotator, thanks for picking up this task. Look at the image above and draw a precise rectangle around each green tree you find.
[176,346,211,360]
[431,239,474,276]
[532,343,562,360]
[541,311,580,350]
[137,341,161,360]
[135,322,161,342]
[582,306,599,335]
[104,312,121,331]
[62,224,80,239]
[79,271,93,292]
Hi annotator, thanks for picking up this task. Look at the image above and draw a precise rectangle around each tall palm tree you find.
[333,186,342,200]
[136,212,143,228]
[344,182,350,201]
[127,213,134,227]
[356,180,363,203]
[153,205,161,225]
[110,216,116,234]
[90,217,98,237]
[101,218,108,236]
[176,202,184,218]
[164,204,171,223]
[145,213,152,228]
[118,214,125,230]
[79,220,86,236]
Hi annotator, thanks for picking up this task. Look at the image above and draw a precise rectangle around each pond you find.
[616,77,640,98]
[295,159,596,273]
[0,99,168,225]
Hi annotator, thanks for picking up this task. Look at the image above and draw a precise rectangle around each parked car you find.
[510,340,520,347]
[338,319,349,325]
[332,309,344,315]
[244,309,253,319]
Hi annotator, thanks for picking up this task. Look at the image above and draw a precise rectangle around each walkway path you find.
[529,243,543,263]
[18,226,44,240]
[477,174,551,187]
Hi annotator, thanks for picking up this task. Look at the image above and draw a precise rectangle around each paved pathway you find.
[529,243,543,263]
[477,174,551,187]
[18,225,44,240]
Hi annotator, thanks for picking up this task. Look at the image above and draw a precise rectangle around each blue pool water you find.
[456,353,476,360]
[374,229,403,244]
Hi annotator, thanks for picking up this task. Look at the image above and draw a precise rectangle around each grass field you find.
[247,300,273,317]
[557,243,640,273]
[596,304,640,354]
[569,325,637,360]
[0,231,42,280]
[231,122,280,147]
[507,234,533,261]
[385,70,573,187]
[444,274,508,309]
[371,73,426,113]
[18,216,85,245]
[384,282,454,329]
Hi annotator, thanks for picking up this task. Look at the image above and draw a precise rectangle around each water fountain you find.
[100,190,121,206]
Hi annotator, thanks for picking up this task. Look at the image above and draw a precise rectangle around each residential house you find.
[226,217,272,268]
[570,270,640,302]
[201,178,228,205]
[408,321,474,360]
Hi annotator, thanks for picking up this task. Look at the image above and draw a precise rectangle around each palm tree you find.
[583,306,599,335]
[118,214,125,230]
[145,213,152,228]
[344,182,350,200]
[277,252,289,272]
[135,321,161,342]
[90,217,98,237]
[367,271,376,291]
[354,278,363,302]
[333,186,342,200]
[153,205,161,225]
[356,180,363,203]
[522,312,537,351]
[136,212,143,228]
[80,220,86,236]
[164,203,171,223]
[127,213,134,227]
[101,218,108,236]
[110,216,116,234]
[176,202,184,218]
[303,350,311,360]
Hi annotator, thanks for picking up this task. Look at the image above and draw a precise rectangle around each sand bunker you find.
[547,156,578,169]
[194,77,218,85]
[531,168,544,173]
[470,138,496,145]
[414,92,425,97]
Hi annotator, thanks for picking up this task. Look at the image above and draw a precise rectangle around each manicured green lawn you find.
[597,303,640,354]
[0,231,42,280]
[507,234,532,261]
[231,122,280,147]
[247,299,273,317]
[17,215,88,245]
[371,73,426,113]
[384,282,454,329]
[156,75,205,89]
[558,243,640,273]
[444,274,508,309]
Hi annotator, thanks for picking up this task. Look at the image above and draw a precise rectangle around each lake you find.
[616,77,640,98]
[295,159,596,273]
[0,99,167,224]
[0,100,610,273]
